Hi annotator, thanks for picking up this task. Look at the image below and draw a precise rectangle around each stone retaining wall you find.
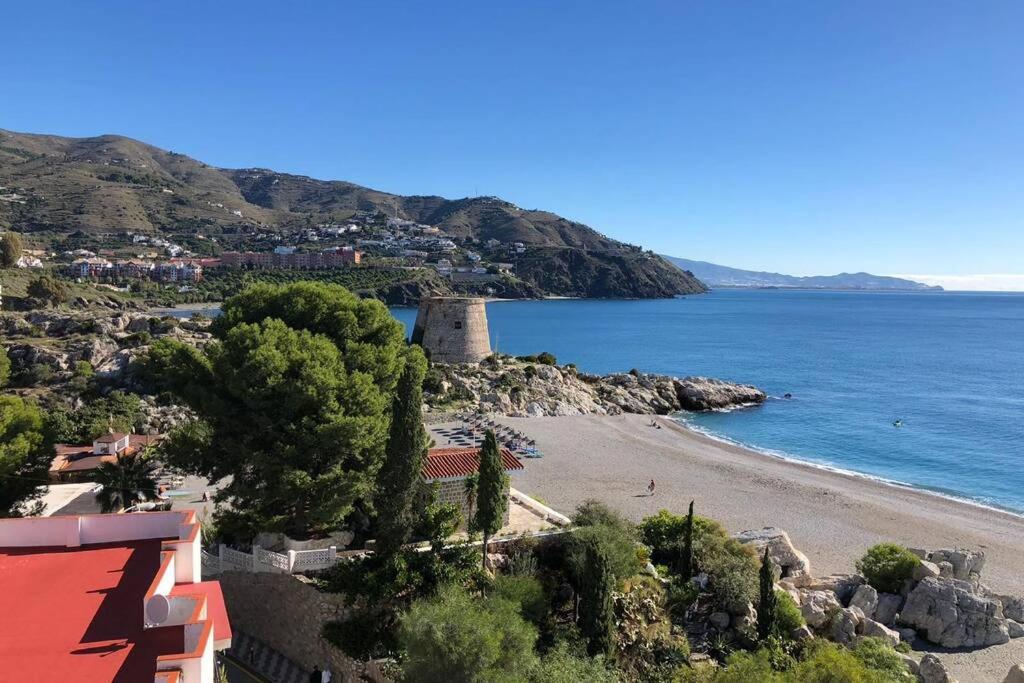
[217,571,380,682]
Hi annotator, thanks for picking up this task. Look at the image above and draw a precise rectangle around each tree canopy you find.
[374,345,428,556]
[152,282,410,539]
[0,232,22,268]
[0,395,54,517]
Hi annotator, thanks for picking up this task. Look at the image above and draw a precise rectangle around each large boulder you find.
[831,606,864,646]
[849,584,879,620]
[733,527,811,579]
[914,560,941,581]
[800,590,842,630]
[919,654,957,683]
[861,618,900,648]
[900,577,1010,648]
[874,593,904,626]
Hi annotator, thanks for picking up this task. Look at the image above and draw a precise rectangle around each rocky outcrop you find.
[427,358,765,417]
[733,527,811,579]
[799,590,842,629]
[899,577,1010,648]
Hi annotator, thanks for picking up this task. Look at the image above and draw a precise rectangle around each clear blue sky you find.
[3,1,1022,284]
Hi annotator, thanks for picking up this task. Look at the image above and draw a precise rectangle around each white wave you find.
[671,414,1024,519]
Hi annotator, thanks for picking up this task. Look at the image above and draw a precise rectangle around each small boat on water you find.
[892,418,904,428]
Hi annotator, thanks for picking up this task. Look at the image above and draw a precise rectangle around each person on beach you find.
[648,479,656,496]
[310,666,322,683]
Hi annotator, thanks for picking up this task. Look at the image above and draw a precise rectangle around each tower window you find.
[453,321,463,329]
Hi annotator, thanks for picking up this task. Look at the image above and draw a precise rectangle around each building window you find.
[453,321,463,329]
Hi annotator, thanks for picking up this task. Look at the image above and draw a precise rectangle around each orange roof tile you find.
[422,447,523,480]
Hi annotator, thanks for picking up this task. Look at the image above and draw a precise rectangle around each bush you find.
[853,637,916,680]
[613,576,690,680]
[574,499,635,533]
[774,590,805,637]
[640,508,729,569]
[566,523,643,585]
[530,643,615,683]
[494,575,548,625]
[399,587,537,681]
[856,543,921,594]
[27,274,68,306]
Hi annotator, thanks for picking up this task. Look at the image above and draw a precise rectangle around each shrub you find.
[399,587,537,681]
[574,499,635,533]
[536,351,557,366]
[856,543,921,594]
[774,590,805,638]
[566,523,643,584]
[640,508,728,569]
[73,360,94,378]
[853,637,916,680]
[529,643,615,683]
[493,575,548,625]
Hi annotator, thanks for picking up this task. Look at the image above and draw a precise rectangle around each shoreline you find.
[494,412,1024,680]
[667,414,1024,521]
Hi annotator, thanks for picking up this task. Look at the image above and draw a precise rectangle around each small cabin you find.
[421,446,524,529]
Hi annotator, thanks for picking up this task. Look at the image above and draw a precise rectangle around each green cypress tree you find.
[374,348,429,557]
[680,499,694,578]
[757,546,778,641]
[474,429,507,569]
[579,539,615,657]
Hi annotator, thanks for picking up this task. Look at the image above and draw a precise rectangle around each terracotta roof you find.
[422,447,523,480]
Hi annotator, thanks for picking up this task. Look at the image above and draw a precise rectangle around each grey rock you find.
[875,593,904,626]
[800,589,842,629]
[850,584,879,619]
[929,548,985,581]
[733,527,811,579]
[831,606,863,645]
[1004,664,1024,683]
[803,573,865,604]
[673,376,766,411]
[937,561,954,578]
[709,612,730,630]
[898,627,918,643]
[861,618,900,647]
[1009,620,1024,639]
[918,654,957,683]
[900,577,1009,648]
[914,560,941,581]
[898,652,919,675]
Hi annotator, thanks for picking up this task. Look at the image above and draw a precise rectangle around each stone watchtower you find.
[412,296,491,364]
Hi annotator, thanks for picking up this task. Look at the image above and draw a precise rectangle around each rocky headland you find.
[425,356,766,417]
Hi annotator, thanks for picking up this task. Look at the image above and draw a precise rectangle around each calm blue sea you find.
[393,291,1024,512]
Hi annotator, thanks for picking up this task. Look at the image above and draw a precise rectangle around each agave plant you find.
[94,450,159,513]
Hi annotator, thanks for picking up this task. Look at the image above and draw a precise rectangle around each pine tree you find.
[757,546,778,641]
[374,348,429,557]
[680,499,695,578]
[579,539,615,657]
[474,429,507,569]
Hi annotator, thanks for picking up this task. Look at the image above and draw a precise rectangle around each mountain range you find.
[0,129,704,299]
[662,256,942,291]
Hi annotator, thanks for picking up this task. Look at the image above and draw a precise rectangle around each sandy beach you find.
[486,413,1024,681]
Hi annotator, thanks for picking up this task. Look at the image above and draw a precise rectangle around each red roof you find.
[423,447,524,480]
[0,540,186,681]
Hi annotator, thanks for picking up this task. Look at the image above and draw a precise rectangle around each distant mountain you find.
[662,256,942,291]
[0,128,706,299]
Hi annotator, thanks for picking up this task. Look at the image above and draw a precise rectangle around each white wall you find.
[0,515,79,547]
[79,512,184,545]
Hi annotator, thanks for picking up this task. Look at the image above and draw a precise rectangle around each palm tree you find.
[463,471,479,533]
[95,451,158,513]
